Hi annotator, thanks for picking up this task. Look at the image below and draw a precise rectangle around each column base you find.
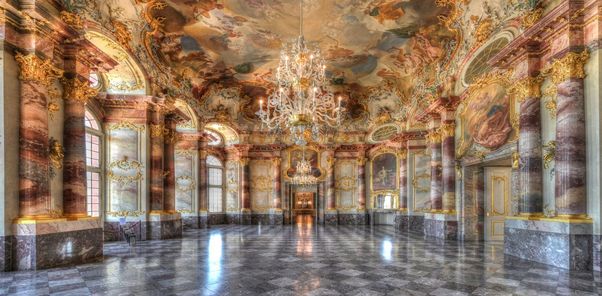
[240,209,252,225]
[148,212,182,240]
[394,211,410,232]
[0,235,14,271]
[424,213,458,240]
[338,209,369,225]
[226,212,241,224]
[199,211,208,228]
[182,215,200,229]
[325,210,338,225]
[505,217,593,271]
[208,213,226,225]
[12,218,103,271]
[268,209,284,225]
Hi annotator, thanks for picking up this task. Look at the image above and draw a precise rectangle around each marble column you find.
[440,122,456,213]
[326,153,336,210]
[272,157,282,209]
[198,137,208,214]
[428,124,443,212]
[241,158,251,209]
[357,157,366,209]
[240,157,252,224]
[149,104,165,213]
[163,115,177,213]
[518,76,544,216]
[553,51,589,218]
[62,46,96,218]
[15,53,62,218]
[399,149,408,211]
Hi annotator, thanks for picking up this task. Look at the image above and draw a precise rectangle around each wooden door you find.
[484,167,511,241]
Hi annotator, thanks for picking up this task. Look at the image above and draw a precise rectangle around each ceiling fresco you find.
[64,0,539,135]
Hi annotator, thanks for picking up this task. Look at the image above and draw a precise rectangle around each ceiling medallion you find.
[292,149,318,186]
[256,0,343,146]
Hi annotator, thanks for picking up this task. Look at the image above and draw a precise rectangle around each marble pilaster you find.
[272,157,281,209]
[163,115,177,213]
[518,76,544,216]
[399,149,408,211]
[440,122,455,213]
[357,157,366,209]
[149,103,165,213]
[428,124,443,212]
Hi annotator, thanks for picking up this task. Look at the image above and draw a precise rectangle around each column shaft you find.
[326,152,336,210]
[273,157,281,209]
[399,150,408,210]
[149,107,164,212]
[198,139,208,211]
[429,129,443,211]
[163,116,177,212]
[441,123,456,212]
[241,158,251,209]
[62,77,93,217]
[519,95,543,215]
[357,157,366,209]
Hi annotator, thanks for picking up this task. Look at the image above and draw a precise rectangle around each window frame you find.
[207,155,225,213]
[85,109,104,218]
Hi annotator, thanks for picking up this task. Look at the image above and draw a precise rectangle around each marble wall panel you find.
[250,160,273,211]
[175,150,196,212]
[409,151,431,213]
[226,161,240,211]
[103,220,147,242]
[335,159,357,210]
[107,126,143,212]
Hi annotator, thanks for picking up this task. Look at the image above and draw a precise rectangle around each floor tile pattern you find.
[1,225,602,295]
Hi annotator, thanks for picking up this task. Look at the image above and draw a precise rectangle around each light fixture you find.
[256,0,343,146]
[291,149,318,186]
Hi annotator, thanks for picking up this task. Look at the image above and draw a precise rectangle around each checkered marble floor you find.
[1,225,602,296]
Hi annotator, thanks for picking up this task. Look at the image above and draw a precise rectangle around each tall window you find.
[85,110,102,217]
[207,155,223,213]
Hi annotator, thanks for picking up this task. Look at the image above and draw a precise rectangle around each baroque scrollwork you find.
[108,156,144,186]
[176,175,196,192]
[15,53,63,86]
[107,121,145,132]
[49,137,64,176]
[61,77,99,103]
[543,140,556,170]
[544,51,590,85]
[510,75,544,102]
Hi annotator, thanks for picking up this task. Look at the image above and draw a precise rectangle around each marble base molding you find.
[504,218,593,271]
[12,218,103,271]
[408,215,425,233]
[268,209,284,225]
[424,213,458,240]
[182,215,200,229]
[394,211,410,232]
[147,212,183,240]
[226,212,241,224]
[208,213,226,225]
[325,210,338,225]
[0,235,14,272]
[338,210,369,225]
[241,209,252,225]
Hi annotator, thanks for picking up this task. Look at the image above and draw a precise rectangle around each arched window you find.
[85,109,103,217]
[207,155,224,213]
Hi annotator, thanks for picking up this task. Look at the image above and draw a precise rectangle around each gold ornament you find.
[107,121,145,132]
[511,75,544,102]
[545,51,589,85]
[107,210,145,217]
[108,156,144,186]
[150,124,164,138]
[512,151,520,169]
[15,53,63,86]
[545,98,557,119]
[426,129,442,144]
[62,77,98,104]
[60,11,84,31]
[398,149,408,160]
[543,141,556,170]
[474,18,493,45]
[49,138,64,171]
[521,8,543,29]
[439,123,455,138]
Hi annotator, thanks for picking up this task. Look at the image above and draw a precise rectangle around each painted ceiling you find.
[67,0,537,136]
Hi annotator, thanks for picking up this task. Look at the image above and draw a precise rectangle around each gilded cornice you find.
[543,51,589,85]
[59,11,84,31]
[15,53,63,86]
[426,129,442,144]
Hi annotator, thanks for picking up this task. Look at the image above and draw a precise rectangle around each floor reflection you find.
[295,214,314,255]
[1,226,600,295]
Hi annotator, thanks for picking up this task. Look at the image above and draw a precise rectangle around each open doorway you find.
[293,192,316,225]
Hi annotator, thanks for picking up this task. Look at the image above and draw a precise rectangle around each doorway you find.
[293,192,316,224]
[484,167,511,241]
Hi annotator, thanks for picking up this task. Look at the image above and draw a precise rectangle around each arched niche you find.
[85,31,148,95]
[204,122,239,146]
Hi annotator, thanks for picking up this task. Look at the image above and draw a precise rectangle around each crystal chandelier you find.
[292,149,318,186]
[256,0,343,146]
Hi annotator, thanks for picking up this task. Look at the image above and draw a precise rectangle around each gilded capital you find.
[60,11,84,31]
[150,124,164,138]
[15,53,63,86]
[426,129,441,144]
[62,77,98,103]
[398,149,408,160]
[439,123,455,138]
[512,75,543,102]
[546,51,589,85]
